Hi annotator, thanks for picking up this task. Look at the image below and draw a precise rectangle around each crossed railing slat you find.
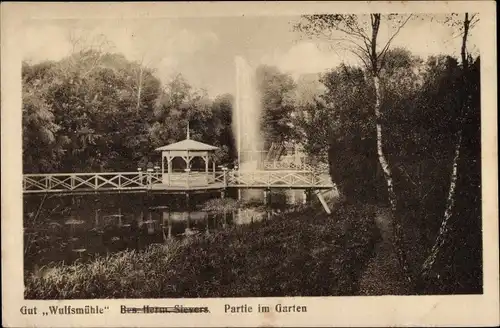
[262,161,329,172]
[227,171,331,187]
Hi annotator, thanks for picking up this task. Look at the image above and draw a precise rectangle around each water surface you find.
[23,191,299,271]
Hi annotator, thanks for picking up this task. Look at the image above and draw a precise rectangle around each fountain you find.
[234,56,263,171]
[234,56,265,202]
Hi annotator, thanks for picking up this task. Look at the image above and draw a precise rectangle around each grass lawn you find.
[25,203,380,299]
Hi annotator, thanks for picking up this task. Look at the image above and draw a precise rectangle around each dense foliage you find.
[255,65,296,147]
[22,52,237,173]
[293,48,481,293]
[24,49,318,174]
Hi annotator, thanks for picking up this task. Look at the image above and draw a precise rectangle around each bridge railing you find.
[227,170,333,188]
[23,170,334,193]
[262,161,313,171]
[23,172,162,193]
[214,171,226,184]
[261,161,329,172]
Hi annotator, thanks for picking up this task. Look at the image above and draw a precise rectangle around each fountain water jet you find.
[233,56,263,171]
[234,56,264,202]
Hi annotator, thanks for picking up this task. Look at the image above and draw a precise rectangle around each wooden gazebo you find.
[155,125,218,186]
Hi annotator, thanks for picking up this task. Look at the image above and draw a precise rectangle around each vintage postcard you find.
[1,1,499,327]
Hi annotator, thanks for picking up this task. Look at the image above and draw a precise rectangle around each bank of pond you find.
[24,192,380,299]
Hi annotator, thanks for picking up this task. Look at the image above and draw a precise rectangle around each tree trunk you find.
[420,13,471,280]
[373,74,412,284]
[421,131,462,275]
[461,14,470,74]
[136,67,143,111]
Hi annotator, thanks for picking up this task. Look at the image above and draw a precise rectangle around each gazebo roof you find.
[155,139,218,151]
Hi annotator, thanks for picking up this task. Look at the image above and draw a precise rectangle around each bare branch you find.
[421,185,436,201]
[343,18,371,41]
[379,14,412,58]
[351,21,371,41]
[397,164,418,187]
[296,14,412,74]
[349,48,370,69]
[377,14,413,72]
[469,14,480,30]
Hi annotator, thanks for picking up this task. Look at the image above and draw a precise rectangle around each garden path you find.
[358,207,411,295]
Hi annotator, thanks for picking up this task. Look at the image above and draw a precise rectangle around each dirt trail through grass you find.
[358,207,410,295]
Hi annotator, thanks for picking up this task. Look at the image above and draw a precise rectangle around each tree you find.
[210,94,237,164]
[149,75,237,166]
[22,61,63,172]
[295,14,414,283]
[419,13,479,286]
[255,65,296,147]
[22,51,162,172]
[321,64,385,203]
[65,29,114,75]
[151,74,211,145]
[288,73,328,160]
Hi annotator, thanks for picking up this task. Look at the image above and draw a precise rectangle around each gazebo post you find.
[161,152,165,183]
[167,153,172,186]
[204,152,209,184]
[185,150,190,187]
[212,156,215,180]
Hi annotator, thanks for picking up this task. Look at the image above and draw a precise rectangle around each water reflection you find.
[23,192,297,271]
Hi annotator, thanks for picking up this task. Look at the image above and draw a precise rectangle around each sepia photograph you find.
[2,1,498,327]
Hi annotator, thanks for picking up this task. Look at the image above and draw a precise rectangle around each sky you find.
[22,14,480,97]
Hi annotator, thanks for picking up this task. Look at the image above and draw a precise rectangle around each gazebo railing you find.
[166,171,216,187]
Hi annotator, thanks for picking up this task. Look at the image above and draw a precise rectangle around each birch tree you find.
[295,14,413,283]
[133,55,157,112]
[136,60,144,111]
[420,12,479,281]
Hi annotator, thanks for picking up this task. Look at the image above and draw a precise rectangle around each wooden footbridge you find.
[23,170,334,194]
[22,131,336,215]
